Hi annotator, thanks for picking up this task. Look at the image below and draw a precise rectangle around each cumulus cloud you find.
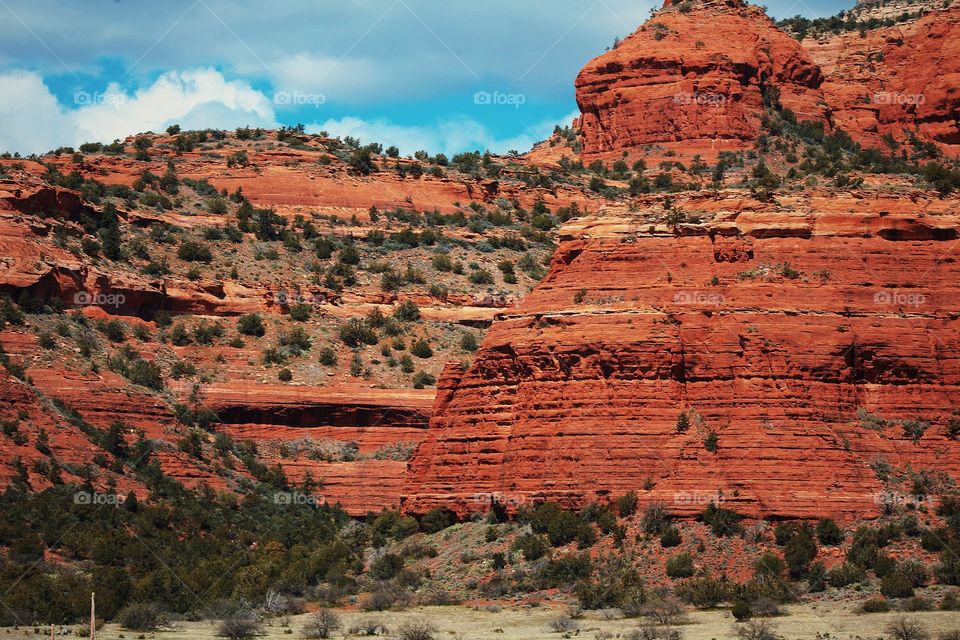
[0,70,72,154]
[307,110,580,156]
[0,64,576,156]
[0,68,276,154]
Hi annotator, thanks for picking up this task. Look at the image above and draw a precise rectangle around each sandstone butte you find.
[3,0,960,524]
[404,190,960,521]
[574,0,959,162]
[0,145,598,511]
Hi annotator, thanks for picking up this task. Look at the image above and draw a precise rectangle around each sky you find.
[0,0,854,157]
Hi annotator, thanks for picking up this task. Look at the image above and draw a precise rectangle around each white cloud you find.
[268,53,381,105]
[0,66,577,157]
[0,69,71,154]
[0,68,276,154]
[308,110,579,156]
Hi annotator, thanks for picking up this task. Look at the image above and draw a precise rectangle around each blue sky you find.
[0,0,853,156]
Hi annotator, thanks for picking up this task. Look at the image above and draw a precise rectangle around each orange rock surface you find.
[574,0,959,161]
[807,5,960,156]
[405,191,960,521]
[575,0,829,162]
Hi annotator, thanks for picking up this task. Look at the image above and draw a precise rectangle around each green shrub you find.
[289,304,312,321]
[902,596,932,612]
[701,503,742,536]
[847,527,880,569]
[807,562,827,592]
[860,597,891,613]
[338,319,377,347]
[369,553,404,580]
[539,552,592,588]
[421,509,453,533]
[660,526,681,548]
[118,602,166,630]
[675,575,733,608]
[469,268,494,285]
[880,572,914,599]
[642,503,670,535]
[875,554,897,578]
[513,533,548,561]
[393,300,420,322]
[460,332,478,352]
[126,360,163,390]
[939,541,960,585]
[703,431,719,452]
[816,518,843,546]
[666,552,695,578]
[827,562,866,588]
[99,319,127,343]
[277,368,292,382]
[410,339,433,359]
[572,557,644,614]
[732,600,752,621]
[616,491,638,517]
[921,528,945,552]
[176,240,212,263]
[527,503,585,547]
[412,371,436,389]
[941,591,960,611]
[237,314,265,337]
[318,347,337,366]
[784,526,818,578]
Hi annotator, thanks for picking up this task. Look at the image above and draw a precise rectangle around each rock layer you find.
[575,0,829,160]
[405,193,960,521]
[808,5,960,156]
[575,0,960,160]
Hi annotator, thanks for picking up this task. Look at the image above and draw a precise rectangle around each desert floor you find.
[6,599,960,640]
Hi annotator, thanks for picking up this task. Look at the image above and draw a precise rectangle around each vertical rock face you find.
[808,5,960,156]
[575,0,829,160]
[574,0,959,160]
[405,195,960,521]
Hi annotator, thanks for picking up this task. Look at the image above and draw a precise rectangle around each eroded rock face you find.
[575,0,829,160]
[405,193,960,521]
[574,0,960,160]
[808,5,960,156]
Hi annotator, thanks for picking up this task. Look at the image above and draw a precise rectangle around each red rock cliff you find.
[807,4,960,157]
[405,192,960,521]
[575,0,829,161]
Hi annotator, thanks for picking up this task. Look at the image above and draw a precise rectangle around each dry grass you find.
[7,601,960,640]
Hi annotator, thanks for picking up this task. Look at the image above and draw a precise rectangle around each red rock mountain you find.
[575,0,960,160]
[808,5,960,155]
[405,192,960,521]
[575,0,829,161]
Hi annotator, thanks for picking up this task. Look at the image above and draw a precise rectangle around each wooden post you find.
[90,592,95,640]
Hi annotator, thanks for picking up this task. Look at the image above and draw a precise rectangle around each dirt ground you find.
[8,600,960,640]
